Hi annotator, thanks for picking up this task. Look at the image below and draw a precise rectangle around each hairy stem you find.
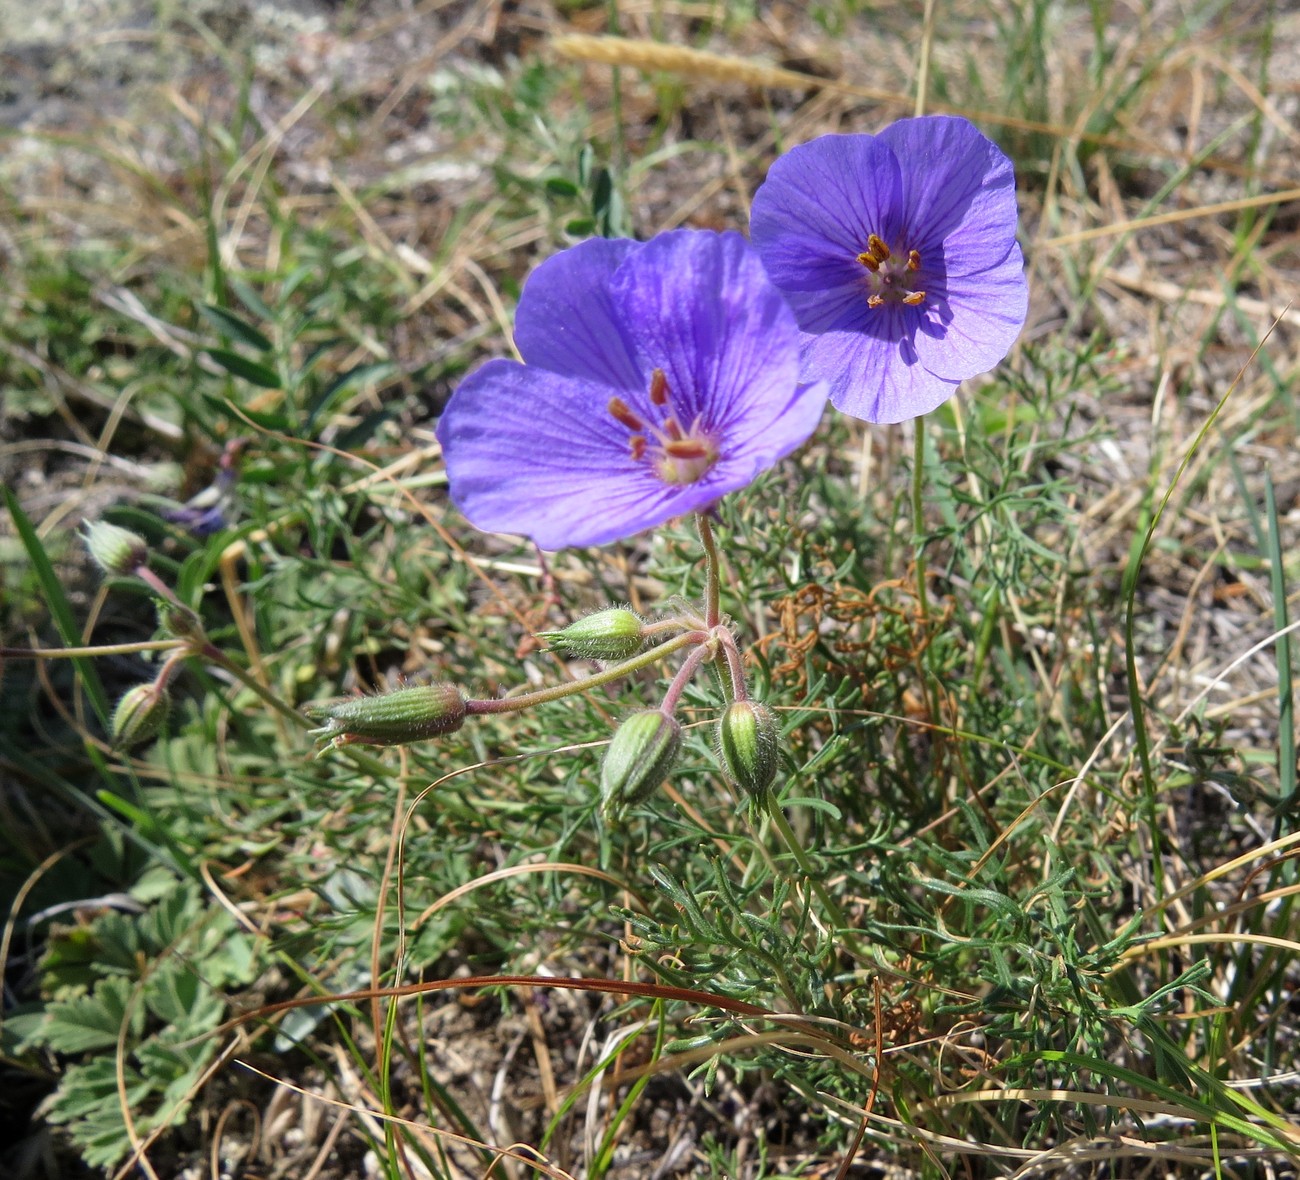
[465,630,704,716]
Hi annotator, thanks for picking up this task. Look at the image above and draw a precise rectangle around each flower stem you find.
[1,640,185,659]
[659,639,717,716]
[761,789,852,934]
[717,628,747,704]
[697,513,722,629]
[464,630,704,716]
[911,418,931,625]
[198,643,310,730]
[135,565,183,607]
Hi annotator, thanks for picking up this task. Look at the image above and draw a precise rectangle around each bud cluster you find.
[77,506,784,827]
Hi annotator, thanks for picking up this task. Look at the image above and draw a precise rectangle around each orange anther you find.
[607,397,645,432]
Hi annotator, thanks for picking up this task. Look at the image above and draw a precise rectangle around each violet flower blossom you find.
[750,115,1029,424]
[436,230,827,549]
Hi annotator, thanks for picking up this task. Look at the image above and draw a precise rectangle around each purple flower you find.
[750,115,1029,424]
[436,230,827,549]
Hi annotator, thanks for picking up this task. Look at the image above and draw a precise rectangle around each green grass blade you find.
[4,484,111,725]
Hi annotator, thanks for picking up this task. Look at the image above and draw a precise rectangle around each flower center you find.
[607,369,719,486]
[856,234,926,309]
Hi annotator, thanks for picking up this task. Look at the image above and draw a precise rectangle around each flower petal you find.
[436,360,647,548]
[879,116,1021,270]
[909,241,1028,380]
[750,134,904,298]
[802,321,960,425]
[720,379,831,474]
[512,236,644,389]
[608,229,806,431]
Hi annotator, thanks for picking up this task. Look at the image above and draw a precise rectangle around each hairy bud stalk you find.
[717,700,780,797]
[600,710,681,820]
[538,608,645,661]
[305,684,466,748]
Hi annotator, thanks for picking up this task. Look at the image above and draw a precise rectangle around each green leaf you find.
[40,976,144,1054]
[778,795,843,821]
[196,302,273,352]
[44,1057,154,1169]
[202,347,282,389]
[145,964,224,1030]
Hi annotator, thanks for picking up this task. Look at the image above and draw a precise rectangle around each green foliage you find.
[16,883,257,1170]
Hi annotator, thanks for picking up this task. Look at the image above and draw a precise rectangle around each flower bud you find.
[600,710,681,820]
[538,608,644,662]
[716,700,780,797]
[158,601,204,641]
[111,681,171,749]
[84,521,148,577]
[304,683,466,748]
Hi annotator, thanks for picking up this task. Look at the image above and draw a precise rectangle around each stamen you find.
[608,397,645,432]
[866,234,892,263]
[856,251,880,272]
[906,249,921,271]
[867,294,885,309]
[608,367,719,485]
[902,291,925,305]
[664,439,713,459]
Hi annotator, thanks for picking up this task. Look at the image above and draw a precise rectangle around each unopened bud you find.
[600,710,681,820]
[538,608,644,661]
[111,681,171,749]
[716,700,780,797]
[304,683,466,748]
[158,601,204,641]
[84,521,148,577]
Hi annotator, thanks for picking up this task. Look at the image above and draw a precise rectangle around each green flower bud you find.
[84,521,148,577]
[600,710,681,820]
[158,601,204,641]
[538,608,644,661]
[111,681,171,749]
[716,700,780,797]
[304,684,466,748]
